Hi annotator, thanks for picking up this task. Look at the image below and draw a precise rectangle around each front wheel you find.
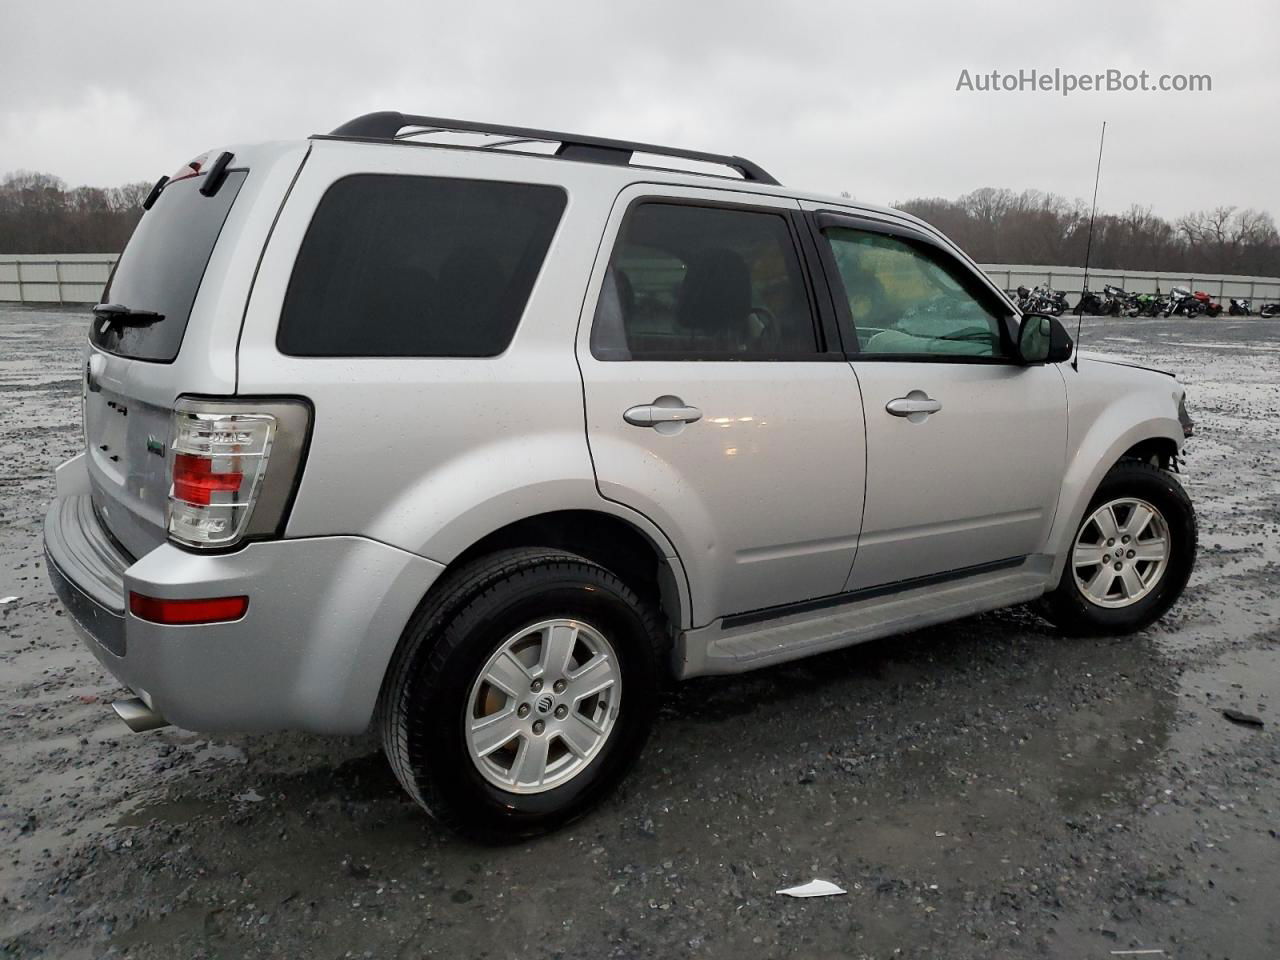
[1040,461,1196,635]
[379,548,664,841]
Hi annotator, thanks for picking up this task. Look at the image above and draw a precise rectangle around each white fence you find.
[2,252,1279,307]
[980,263,1280,303]
[0,254,118,305]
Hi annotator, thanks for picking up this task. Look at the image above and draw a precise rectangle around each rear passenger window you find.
[278,175,565,357]
[591,202,819,360]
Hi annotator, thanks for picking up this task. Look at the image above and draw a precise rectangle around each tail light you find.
[167,398,311,549]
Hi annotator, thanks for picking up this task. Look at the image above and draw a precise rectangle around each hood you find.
[1074,349,1176,378]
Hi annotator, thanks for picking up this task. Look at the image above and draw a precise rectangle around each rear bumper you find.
[43,489,444,735]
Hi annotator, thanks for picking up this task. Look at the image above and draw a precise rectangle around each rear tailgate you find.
[84,142,309,559]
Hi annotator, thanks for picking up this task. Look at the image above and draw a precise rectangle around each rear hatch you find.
[83,145,305,559]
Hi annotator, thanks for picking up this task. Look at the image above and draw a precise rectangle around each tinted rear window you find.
[277,175,567,357]
[92,171,247,362]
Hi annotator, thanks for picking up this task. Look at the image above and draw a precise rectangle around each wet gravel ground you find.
[1,305,1277,960]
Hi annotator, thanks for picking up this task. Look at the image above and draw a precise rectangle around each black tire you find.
[378,547,664,842]
[1040,460,1196,636]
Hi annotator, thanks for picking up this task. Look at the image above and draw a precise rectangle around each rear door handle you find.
[885,392,942,420]
[623,400,703,427]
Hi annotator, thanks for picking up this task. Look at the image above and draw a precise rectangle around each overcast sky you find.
[3,0,1276,221]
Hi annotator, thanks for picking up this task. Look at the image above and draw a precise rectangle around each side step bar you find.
[112,698,170,733]
[675,556,1054,679]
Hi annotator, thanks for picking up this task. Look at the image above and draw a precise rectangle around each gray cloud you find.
[2,0,1275,220]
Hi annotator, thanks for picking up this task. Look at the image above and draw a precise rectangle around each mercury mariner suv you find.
[45,111,1197,839]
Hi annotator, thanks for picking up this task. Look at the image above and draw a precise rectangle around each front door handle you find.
[886,391,942,421]
[623,398,703,428]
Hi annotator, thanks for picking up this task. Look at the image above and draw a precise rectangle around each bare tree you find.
[897,189,1280,276]
[0,171,147,253]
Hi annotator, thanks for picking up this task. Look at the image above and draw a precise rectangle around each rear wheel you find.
[379,548,664,841]
[1040,461,1196,635]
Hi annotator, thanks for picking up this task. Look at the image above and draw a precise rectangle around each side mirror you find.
[1017,312,1073,364]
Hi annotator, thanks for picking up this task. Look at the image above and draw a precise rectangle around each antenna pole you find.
[1074,120,1107,371]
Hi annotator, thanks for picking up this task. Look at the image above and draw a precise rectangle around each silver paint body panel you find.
[845,361,1066,591]
[575,184,867,625]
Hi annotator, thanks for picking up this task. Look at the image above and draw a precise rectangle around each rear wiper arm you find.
[92,303,165,327]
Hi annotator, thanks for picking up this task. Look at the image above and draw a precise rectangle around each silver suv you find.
[44,112,1197,839]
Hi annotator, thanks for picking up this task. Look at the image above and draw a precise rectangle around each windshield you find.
[90,170,247,362]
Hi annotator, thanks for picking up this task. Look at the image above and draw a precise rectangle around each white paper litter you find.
[775,879,846,898]
[233,788,264,803]
[0,596,18,604]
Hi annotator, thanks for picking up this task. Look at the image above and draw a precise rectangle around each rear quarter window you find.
[92,170,248,362]
[277,174,567,357]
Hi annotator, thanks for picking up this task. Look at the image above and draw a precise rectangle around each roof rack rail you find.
[319,111,779,185]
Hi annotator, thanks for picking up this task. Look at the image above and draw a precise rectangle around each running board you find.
[675,557,1053,679]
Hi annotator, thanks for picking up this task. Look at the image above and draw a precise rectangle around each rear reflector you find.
[129,592,249,625]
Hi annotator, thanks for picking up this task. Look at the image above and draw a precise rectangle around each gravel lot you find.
[1,306,1277,960]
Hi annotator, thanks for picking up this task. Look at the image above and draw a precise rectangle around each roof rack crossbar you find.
[323,111,779,185]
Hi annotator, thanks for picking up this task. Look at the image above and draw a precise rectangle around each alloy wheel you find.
[1072,497,1171,609]
[464,619,621,794]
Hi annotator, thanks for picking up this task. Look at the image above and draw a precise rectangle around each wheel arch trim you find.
[1045,415,1184,583]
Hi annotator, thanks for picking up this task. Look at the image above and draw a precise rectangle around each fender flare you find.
[412,478,694,631]
[1045,414,1183,582]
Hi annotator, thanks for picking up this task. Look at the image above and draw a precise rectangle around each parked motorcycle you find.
[1078,284,1133,317]
[1046,287,1071,316]
[1192,290,1223,317]
[1014,284,1067,315]
[1228,298,1252,316]
[1076,287,1103,315]
[1164,286,1205,317]
[1125,293,1161,317]
[1101,284,1128,316]
[1260,302,1280,319]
